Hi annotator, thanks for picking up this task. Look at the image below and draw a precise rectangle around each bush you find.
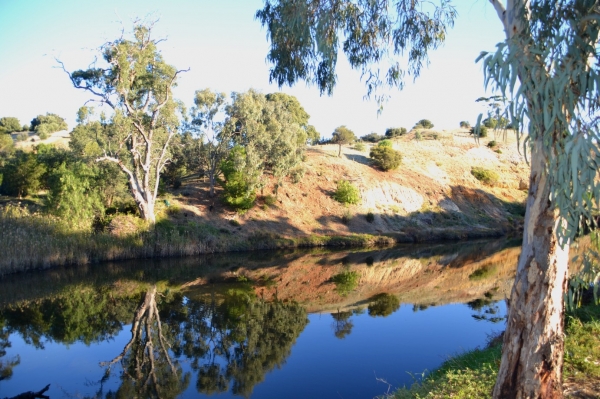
[264,194,276,206]
[366,212,375,223]
[16,132,29,142]
[331,270,359,296]
[353,142,366,151]
[414,119,434,129]
[487,140,497,148]
[385,127,407,138]
[377,139,393,148]
[415,131,422,140]
[370,146,402,171]
[360,132,384,143]
[460,121,471,128]
[471,167,499,186]
[470,125,489,138]
[333,180,360,205]
[289,165,305,183]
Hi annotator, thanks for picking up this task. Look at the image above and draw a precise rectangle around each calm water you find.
[0,239,518,399]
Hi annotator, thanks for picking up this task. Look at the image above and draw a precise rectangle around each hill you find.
[163,128,529,242]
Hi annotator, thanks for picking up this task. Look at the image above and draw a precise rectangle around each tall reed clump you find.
[0,204,226,275]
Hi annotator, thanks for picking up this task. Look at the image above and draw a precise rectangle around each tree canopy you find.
[61,23,186,223]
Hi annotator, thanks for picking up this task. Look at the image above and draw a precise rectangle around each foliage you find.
[226,90,310,192]
[0,134,14,165]
[385,127,407,137]
[15,132,28,142]
[378,139,393,148]
[366,211,375,223]
[361,132,383,143]
[188,88,230,197]
[368,293,400,317]
[469,125,488,138]
[333,179,360,205]
[459,121,471,128]
[353,142,366,151]
[331,270,359,296]
[0,117,21,134]
[45,162,104,230]
[306,124,320,145]
[332,125,356,144]
[62,23,185,223]
[256,0,457,100]
[470,167,499,186]
[483,116,509,129]
[370,146,402,171]
[487,140,497,148]
[0,151,46,197]
[30,113,68,136]
[220,146,256,210]
[414,119,434,129]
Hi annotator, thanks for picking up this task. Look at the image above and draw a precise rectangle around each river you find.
[0,239,519,398]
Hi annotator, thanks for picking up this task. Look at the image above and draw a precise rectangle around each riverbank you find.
[0,201,513,276]
[0,130,529,276]
[387,300,600,398]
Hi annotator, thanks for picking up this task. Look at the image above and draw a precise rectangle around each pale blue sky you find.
[0,0,505,137]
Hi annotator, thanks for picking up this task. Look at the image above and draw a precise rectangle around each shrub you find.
[415,119,434,129]
[377,139,393,148]
[353,142,366,151]
[460,120,471,128]
[487,140,497,148]
[289,165,305,183]
[264,194,276,206]
[471,167,499,186]
[331,270,359,296]
[366,212,375,223]
[370,146,402,171]
[341,209,352,224]
[360,132,384,143]
[415,131,422,140]
[470,125,488,138]
[333,180,360,205]
[16,132,29,142]
[385,127,407,138]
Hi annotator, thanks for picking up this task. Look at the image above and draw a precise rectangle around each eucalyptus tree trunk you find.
[490,1,569,397]
[492,139,569,398]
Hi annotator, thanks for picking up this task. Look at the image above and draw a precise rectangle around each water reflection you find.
[0,239,520,398]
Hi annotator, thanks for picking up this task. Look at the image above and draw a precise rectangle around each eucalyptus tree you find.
[226,89,309,197]
[257,1,600,397]
[331,125,356,156]
[59,23,186,223]
[189,89,231,197]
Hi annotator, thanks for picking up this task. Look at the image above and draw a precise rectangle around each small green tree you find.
[370,146,402,171]
[333,180,360,205]
[331,126,356,157]
[377,139,392,148]
[220,146,256,210]
[459,121,470,128]
[45,162,104,229]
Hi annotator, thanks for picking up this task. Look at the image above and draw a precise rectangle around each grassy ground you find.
[0,203,395,276]
[387,301,600,398]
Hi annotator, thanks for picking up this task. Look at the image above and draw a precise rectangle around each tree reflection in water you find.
[100,285,191,399]
[162,288,309,397]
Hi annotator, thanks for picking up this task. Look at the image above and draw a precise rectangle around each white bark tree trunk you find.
[493,138,569,398]
[489,2,570,397]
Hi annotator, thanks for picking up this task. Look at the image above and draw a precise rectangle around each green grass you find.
[471,167,499,186]
[388,301,600,399]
